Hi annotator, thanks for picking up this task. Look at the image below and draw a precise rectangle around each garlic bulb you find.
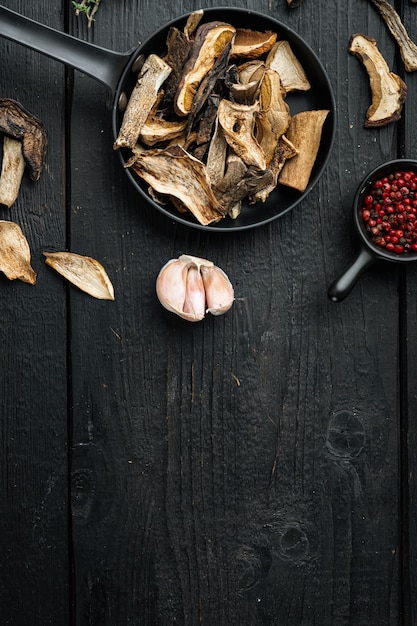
[156,254,234,321]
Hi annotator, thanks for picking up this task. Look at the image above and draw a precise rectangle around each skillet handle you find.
[328,246,376,302]
[0,5,134,92]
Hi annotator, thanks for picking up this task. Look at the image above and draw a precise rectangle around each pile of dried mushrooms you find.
[114,11,329,226]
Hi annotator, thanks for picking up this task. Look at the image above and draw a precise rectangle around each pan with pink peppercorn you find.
[328,159,417,302]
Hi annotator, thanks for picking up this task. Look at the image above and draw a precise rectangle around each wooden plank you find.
[0,2,69,624]
[68,0,402,624]
[396,2,417,624]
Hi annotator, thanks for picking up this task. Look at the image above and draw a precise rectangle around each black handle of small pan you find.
[0,5,134,93]
[328,245,376,302]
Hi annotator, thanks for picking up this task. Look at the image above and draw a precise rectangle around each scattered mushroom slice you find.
[174,21,236,117]
[126,144,226,226]
[287,0,304,6]
[349,33,407,127]
[114,54,172,150]
[230,28,277,59]
[217,99,266,170]
[0,98,47,181]
[266,40,311,91]
[44,251,115,300]
[0,220,36,284]
[278,109,329,192]
[368,0,417,72]
[0,137,25,208]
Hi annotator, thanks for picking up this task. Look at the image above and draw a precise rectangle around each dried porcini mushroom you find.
[266,40,311,91]
[0,98,47,182]
[117,12,329,225]
[230,28,277,59]
[0,220,36,284]
[114,54,172,150]
[44,251,114,300]
[217,99,266,170]
[174,21,236,117]
[156,254,234,321]
[368,0,417,72]
[279,109,329,192]
[126,144,226,226]
[0,137,26,208]
[349,33,407,127]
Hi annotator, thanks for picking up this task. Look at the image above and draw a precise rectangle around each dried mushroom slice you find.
[217,99,266,170]
[44,251,115,300]
[0,220,36,284]
[266,41,311,92]
[251,135,297,203]
[258,68,290,164]
[114,54,172,150]
[174,21,236,117]
[214,165,274,214]
[0,137,25,208]
[278,109,329,192]
[369,0,417,72]
[126,144,226,226]
[349,33,407,127]
[230,28,277,59]
[0,98,47,181]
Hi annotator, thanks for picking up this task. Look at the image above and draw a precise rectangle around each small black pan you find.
[0,5,335,231]
[328,159,417,302]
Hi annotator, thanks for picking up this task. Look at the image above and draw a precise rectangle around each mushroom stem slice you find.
[126,144,226,226]
[278,109,329,192]
[0,220,36,284]
[0,137,25,208]
[369,0,417,72]
[349,33,407,127]
[44,252,115,300]
[114,54,172,150]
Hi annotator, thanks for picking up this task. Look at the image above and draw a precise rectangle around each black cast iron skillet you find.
[328,159,417,302]
[0,5,336,232]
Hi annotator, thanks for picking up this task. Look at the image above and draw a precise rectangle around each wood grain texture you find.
[0,2,69,624]
[0,0,412,624]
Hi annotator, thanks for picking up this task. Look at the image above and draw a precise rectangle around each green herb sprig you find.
[72,0,102,28]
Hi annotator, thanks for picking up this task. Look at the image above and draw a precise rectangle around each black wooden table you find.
[0,1,416,624]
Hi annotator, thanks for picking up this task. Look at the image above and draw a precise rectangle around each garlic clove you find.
[201,264,234,315]
[156,254,234,321]
[44,251,114,300]
[0,220,36,284]
[156,258,189,316]
[182,266,206,321]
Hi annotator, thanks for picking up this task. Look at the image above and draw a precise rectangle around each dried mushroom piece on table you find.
[0,98,47,181]
[368,0,417,72]
[0,220,36,284]
[0,137,25,208]
[349,33,407,127]
[44,251,115,300]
